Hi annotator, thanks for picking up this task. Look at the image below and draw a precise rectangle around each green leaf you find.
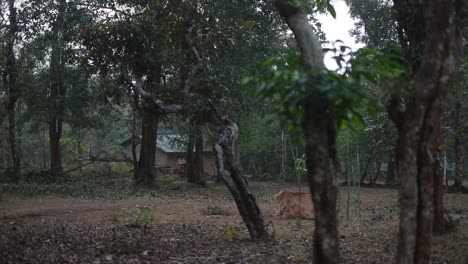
[327,2,337,18]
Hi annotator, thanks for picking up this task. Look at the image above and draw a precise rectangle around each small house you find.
[120,130,217,177]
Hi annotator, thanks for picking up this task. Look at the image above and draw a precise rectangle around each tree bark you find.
[135,111,159,186]
[433,126,450,233]
[5,0,20,175]
[389,0,464,262]
[48,0,67,177]
[371,162,382,184]
[386,159,396,185]
[275,1,340,262]
[211,114,266,240]
[49,115,63,176]
[189,125,205,186]
[360,141,380,184]
[185,124,196,180]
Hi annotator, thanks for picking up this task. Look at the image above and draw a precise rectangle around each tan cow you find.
[273,190,315,219]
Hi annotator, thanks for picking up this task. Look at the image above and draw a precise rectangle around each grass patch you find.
[0,170,138,199]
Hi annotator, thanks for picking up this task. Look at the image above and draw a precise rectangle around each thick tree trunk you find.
[135,112,159,186]
[389,0,463,262]
[6,0,20,175]
[211,115,266,240]
[189,126,205,186]
[275,0,340,262]
[48,0,66,177]
[433,127,450,233]
[304,114,340,263]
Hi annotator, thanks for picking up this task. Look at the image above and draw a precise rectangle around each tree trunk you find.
[135,112,159,186]
[303,106,340,263]
[48,0,66,177]
[389,0,464,262]
[372,162,382,184]
[386,159,396,185]
[189,126,205,186]
[360,141,380,184]
[433,126,450,233]
[211,114,266,240]
[6,0,20,175]
[185,125,196,180]
[275,1,340,262]
[49,118,63,176]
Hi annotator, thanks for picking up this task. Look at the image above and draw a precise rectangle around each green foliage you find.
[295,154,307,174]
[242,53,310,134]
[237,113,287,178]
[112,205,155,228]
[243,46,406,133]
[225,226,236,237]
[346,0,399,49]
[0,170,135,199]
[158,173,178,185]
[314,0,337,18]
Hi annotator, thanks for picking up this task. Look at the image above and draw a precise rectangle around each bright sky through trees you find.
[317,0,365,70]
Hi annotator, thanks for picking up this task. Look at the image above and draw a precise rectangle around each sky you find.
[316,0,366,70]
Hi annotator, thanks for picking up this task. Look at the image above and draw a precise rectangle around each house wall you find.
[203,153,217,177]
[155,148,169,167]
[121,144,217,176]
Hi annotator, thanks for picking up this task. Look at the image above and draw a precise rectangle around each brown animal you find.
[273,190,315,219]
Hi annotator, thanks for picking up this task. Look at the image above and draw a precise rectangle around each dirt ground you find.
[1,181,467,263]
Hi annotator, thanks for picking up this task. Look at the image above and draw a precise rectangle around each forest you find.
[0,0,467,263]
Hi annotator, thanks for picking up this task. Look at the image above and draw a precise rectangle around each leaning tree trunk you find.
[388,0,464,262]
[275,0,340,262]
[211,114,266,240]
[135,112,160,186]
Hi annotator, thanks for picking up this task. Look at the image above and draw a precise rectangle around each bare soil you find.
[1,181,467,263]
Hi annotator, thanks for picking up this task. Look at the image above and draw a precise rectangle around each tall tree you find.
[275,1,340,262]
[3,0,21,175]
[387,0,467,262]
[47,0,67,176]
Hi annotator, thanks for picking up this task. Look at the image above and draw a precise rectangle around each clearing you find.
[1,182,467,263]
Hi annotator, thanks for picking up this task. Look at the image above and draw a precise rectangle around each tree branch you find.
[274,0,325,71]
[181,20,204,97]
[133,78,185,114]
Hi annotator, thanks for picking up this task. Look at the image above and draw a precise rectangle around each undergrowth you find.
[0,170,160,199]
